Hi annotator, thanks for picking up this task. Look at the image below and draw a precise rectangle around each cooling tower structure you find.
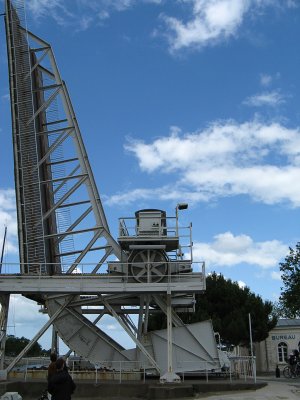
[0,0,226,382]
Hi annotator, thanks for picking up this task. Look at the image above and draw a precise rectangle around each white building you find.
[256,319,300,373]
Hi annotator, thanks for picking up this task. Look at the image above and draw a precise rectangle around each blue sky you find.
[0,0,300,348]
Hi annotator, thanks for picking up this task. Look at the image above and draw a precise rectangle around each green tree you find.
[5,335,44,357]
[148,272,277,346]
[279,243,300,317]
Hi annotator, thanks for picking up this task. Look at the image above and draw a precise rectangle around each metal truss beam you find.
[119,314,138,335]
[26,86,61,126]
[56,206,92,244]
[152,294,184,328]
[36,128,73,168]
[101,296,160,372]
[67,230,104,273]
[6,295,74,373]
[44,226,103,240]
[40,176,87,223]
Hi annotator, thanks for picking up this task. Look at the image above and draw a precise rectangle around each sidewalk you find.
[197,377,300,399]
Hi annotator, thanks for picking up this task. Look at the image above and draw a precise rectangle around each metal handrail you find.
[0,261,205,277]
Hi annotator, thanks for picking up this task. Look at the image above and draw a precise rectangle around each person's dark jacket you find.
[48,369,76,400]
[47,361,57,381]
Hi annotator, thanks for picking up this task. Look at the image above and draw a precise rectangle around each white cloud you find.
[260,74,273,87]
[162,0,251,51]
[26,0,74,25]
[7,296,133,349]
[259,73,280,87]
[98,315,135,348]
[19,0,297,44]
[286,0,298,8]
[192,232,288,269]
[5,294,54,349]
[0,188,18,257]
[238,280,246,289]
[26,0,162,28]
[9,295,47,325]
[243,90,286,107]
[271,271,282,280]
[105,185,211,206]
[0,189,15,211]
[160,0,295,52]
[7,294,49,337]
[120,121,300,207]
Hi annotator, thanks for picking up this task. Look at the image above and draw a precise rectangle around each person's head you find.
[50,353,57,363]
[56,358,65,371]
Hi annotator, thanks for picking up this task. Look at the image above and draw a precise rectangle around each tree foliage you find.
[279,243,300,317]
[148,272,277,346]
[5,336,49,357]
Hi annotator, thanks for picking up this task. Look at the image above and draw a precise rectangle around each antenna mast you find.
[0,227,7,273]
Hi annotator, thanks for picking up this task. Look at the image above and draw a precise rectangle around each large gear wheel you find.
[130,249,168,283]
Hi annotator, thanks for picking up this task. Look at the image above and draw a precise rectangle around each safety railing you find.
[229,356,257,383]
[118,215,193,261]
[70,360,147,383]
[0,261,205,279]
[8,358,147,383]
[118,216,184,237]
[8,356,256,383]
[179,356,256,383]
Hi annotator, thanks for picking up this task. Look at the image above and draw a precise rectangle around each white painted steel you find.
[2,0,225,380]
[0,272,205,294]
[141,321,223,374]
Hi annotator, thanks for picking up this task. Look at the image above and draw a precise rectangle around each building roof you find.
[277,319,300,327]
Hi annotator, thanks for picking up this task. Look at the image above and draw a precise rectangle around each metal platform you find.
[0,272,205,294]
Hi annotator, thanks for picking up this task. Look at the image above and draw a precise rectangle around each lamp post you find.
[175,203,188,236]
[160,204,189,383]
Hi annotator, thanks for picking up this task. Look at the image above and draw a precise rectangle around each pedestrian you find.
[46,353,58,400]
[48,358,76,400]
[48,353,57,381]
[288,351,298,378]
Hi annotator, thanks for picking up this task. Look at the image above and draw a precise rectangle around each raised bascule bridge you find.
[0,0,226,382]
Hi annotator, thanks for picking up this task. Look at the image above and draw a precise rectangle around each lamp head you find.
[177,203,188,210]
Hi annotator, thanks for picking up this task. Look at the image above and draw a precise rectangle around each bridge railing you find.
[7,356,256,383]
[0,261,205,279]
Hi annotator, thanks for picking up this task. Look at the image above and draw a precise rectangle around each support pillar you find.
[51,327,59,355]
[160,293,180,383]
[0,294,9,374]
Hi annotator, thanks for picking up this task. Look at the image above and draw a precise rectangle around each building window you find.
[278,342,288,363]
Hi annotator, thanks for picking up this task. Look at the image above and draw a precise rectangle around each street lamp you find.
[177,203,188,211]
[162,203,189,383]
[175,203,188,236]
